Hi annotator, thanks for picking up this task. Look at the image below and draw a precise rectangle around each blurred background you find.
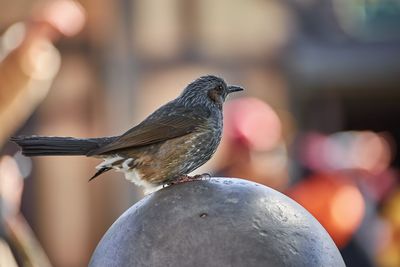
[0,0,400,266]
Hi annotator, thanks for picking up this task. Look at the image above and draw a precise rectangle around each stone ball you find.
[90,178,345,267]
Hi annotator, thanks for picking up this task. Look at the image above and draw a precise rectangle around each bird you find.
[11,75,244,194]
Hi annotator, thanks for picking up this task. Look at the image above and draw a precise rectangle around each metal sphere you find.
[90,178,345,267]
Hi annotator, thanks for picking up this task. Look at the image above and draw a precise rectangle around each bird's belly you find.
[132,130,219,183]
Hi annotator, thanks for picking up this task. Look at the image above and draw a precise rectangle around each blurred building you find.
[1,0,400,267]
[285,1,400,267]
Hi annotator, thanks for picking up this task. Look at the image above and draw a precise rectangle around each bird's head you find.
[179,75,244,109]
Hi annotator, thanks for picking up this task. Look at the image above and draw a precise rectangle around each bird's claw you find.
[193,173,211,180]
[168,173,211,186]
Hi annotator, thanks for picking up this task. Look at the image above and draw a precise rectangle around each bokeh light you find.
[35,0,86,37]
[288,173,365,248]
[224,97,282,151]
[299,131,393,174]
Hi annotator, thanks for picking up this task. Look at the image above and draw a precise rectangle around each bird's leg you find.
[193,173,211,180]
[169,173,211,186]
[169,175,193,185]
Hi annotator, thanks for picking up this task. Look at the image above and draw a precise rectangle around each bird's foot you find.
[193,173,211,180]
[169,173,211,186]
[169,175,192,185]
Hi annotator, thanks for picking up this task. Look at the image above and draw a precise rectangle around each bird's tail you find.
[10,136,117,156]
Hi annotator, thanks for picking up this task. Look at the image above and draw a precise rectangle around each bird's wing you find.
[88,106,210,156]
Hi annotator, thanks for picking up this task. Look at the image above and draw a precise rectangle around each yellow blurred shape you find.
[1,22,26,55]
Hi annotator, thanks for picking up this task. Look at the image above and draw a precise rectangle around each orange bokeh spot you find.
[287,172,365,248]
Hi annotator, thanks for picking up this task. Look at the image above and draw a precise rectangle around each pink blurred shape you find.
[224,97,282,151]
[35,0,86,37]
[300,131,393,174]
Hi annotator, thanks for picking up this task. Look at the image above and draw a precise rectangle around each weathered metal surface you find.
[90,178,345,267]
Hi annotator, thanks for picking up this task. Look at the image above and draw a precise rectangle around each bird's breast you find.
[109,111,223,185]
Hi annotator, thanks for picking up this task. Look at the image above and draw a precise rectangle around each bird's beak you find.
[227,85,244,94]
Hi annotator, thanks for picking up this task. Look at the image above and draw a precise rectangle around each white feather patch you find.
[122,158,133,169]
[96,156,161,195]
[96,156,124,169]
[122,169,161,195]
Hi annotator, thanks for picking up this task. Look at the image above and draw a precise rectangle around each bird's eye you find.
[216,85,223,92]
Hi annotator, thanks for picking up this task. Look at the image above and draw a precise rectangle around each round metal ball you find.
[90,178,345,267]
